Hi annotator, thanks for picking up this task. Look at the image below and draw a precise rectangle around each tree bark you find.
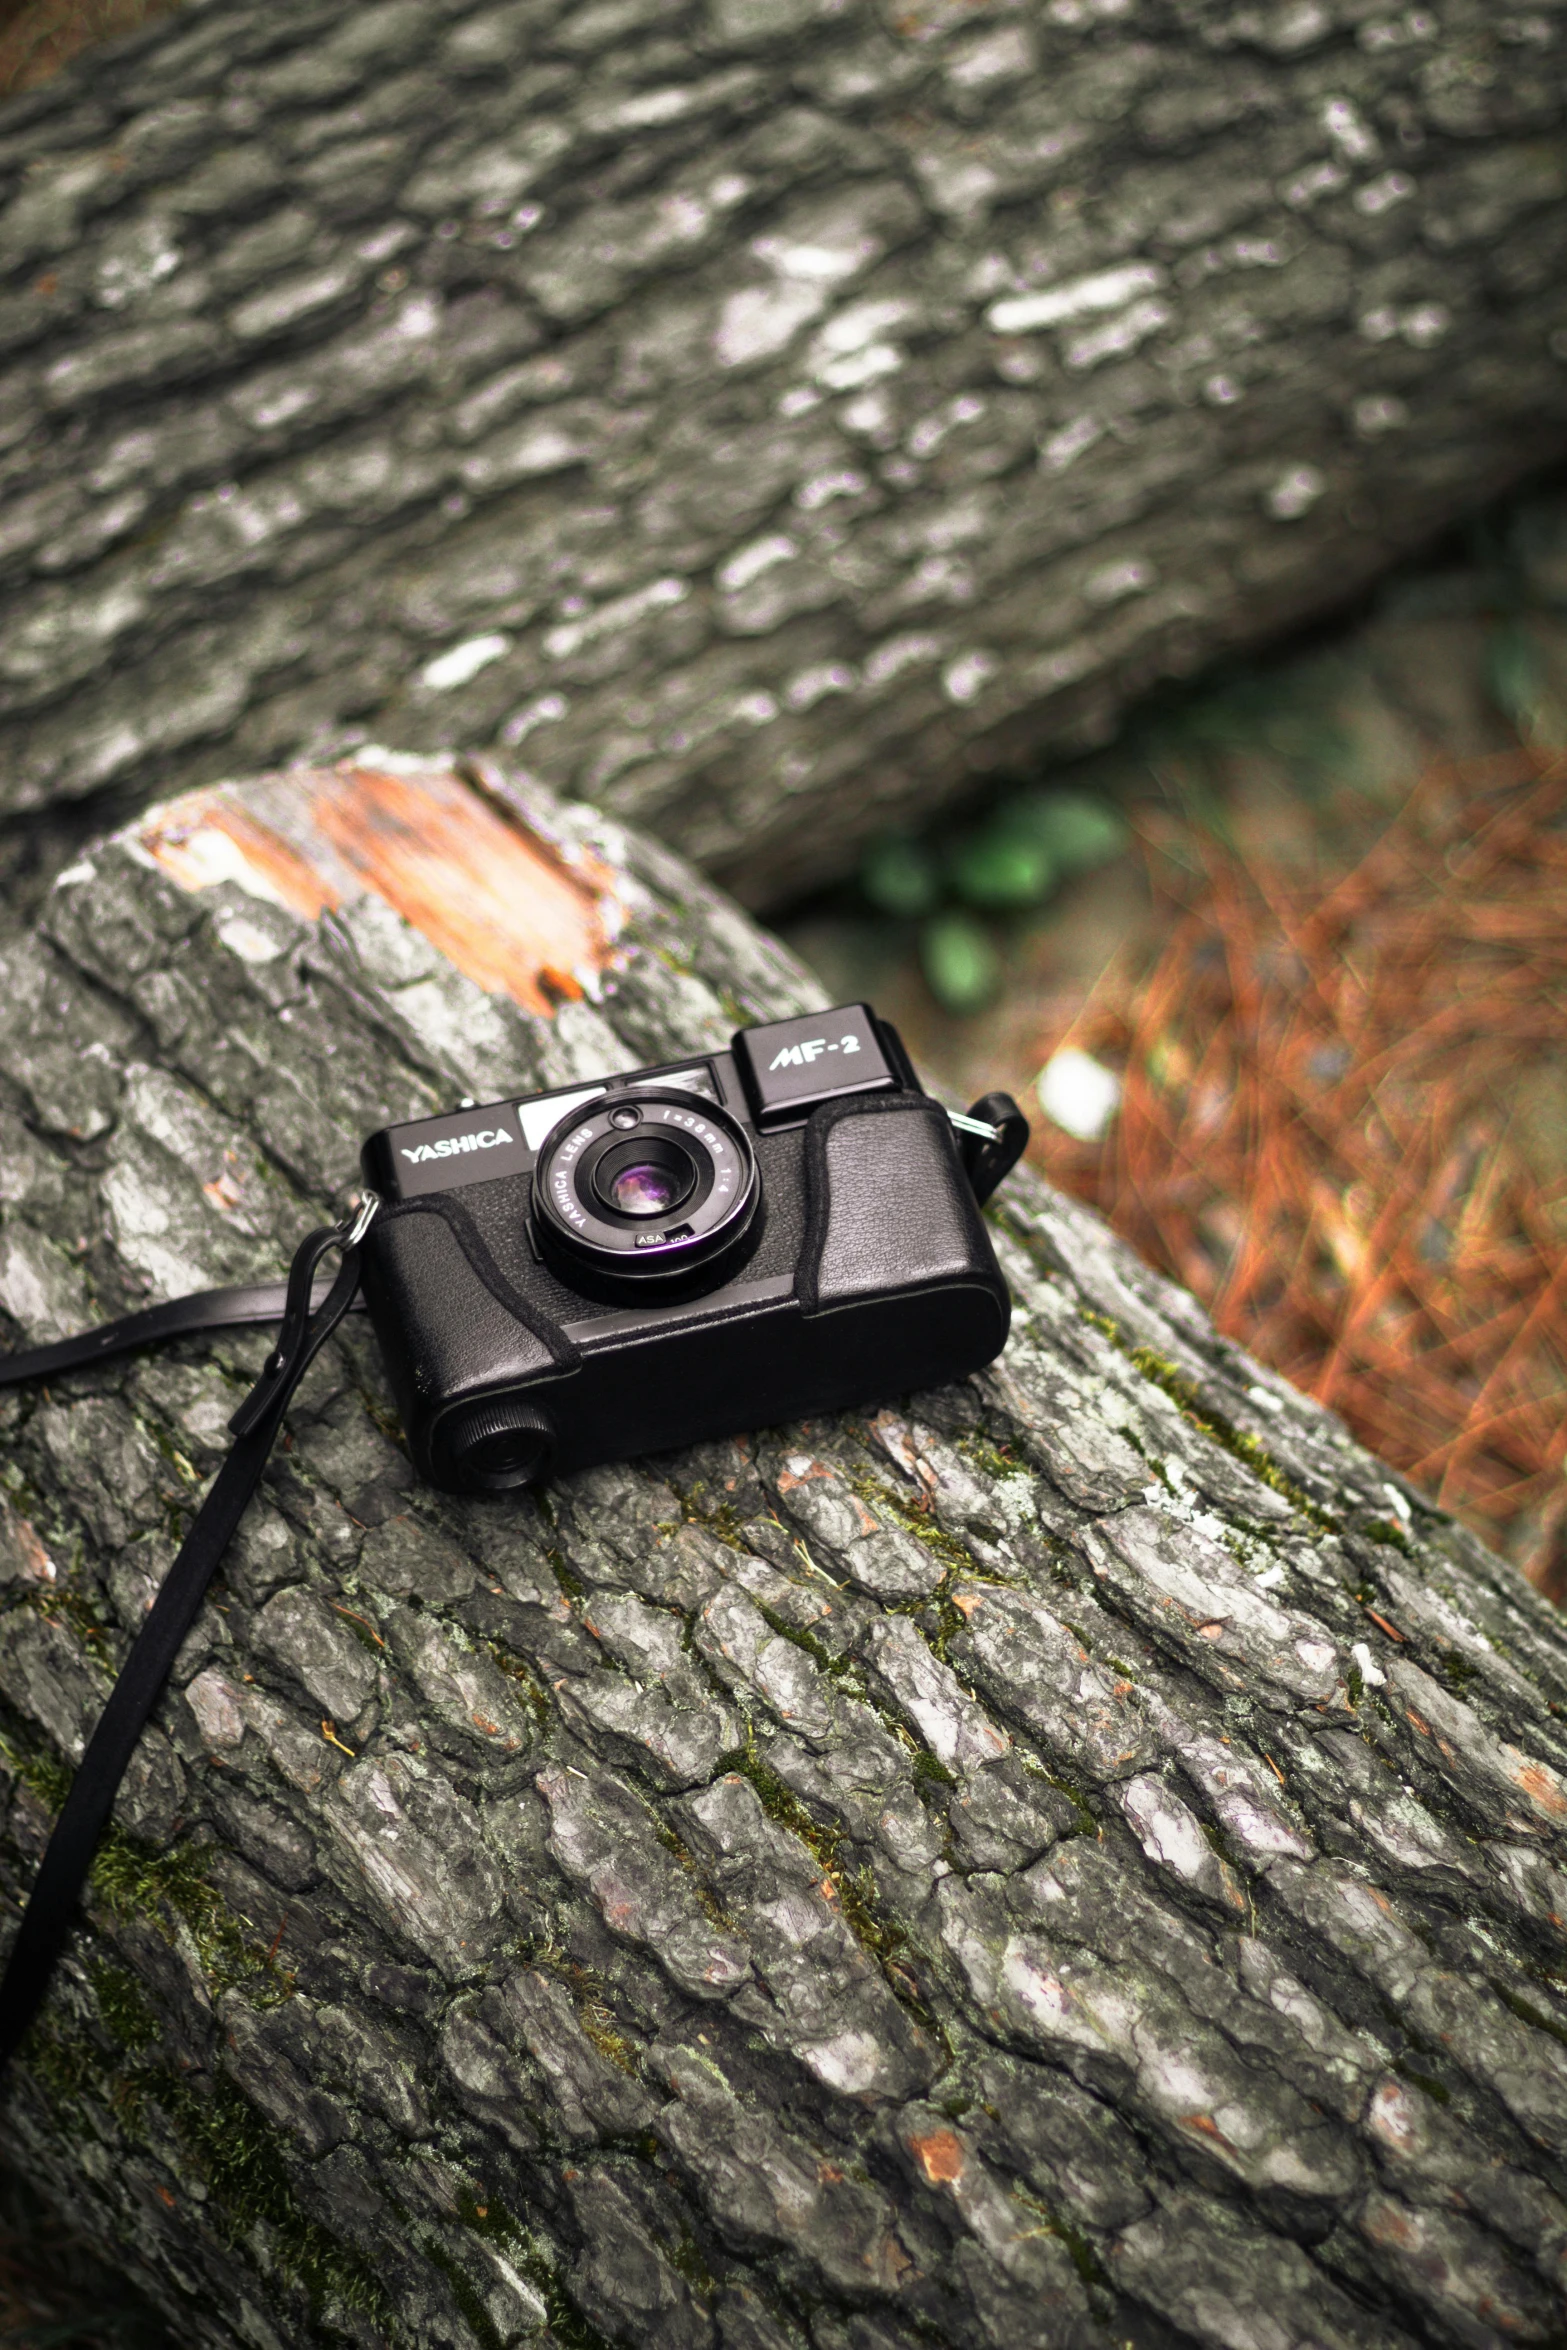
[1,753,1566,2350]
[1,1,1566,910]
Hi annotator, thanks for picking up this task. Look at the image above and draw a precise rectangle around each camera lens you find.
[532,1086,760,1300]
[608,1161,684,1216]
[590,1133,697,1223]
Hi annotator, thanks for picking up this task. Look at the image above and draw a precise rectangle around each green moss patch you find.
[21,2013,391,2342]
[713,1730,930,2010]
[0,1722,292,2007]
[1079,1310,1340,1531]
[455,2190,618,2350]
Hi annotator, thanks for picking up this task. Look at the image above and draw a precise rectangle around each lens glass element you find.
[607,1161,683,1217]
[590,1132,697,1223]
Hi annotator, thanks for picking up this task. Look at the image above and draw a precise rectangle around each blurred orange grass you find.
[1030,748,1567,1598]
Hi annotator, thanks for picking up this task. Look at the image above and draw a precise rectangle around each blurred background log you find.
[0,0,175,99]
[0,0,1565,913]
[2,755,1567,2349]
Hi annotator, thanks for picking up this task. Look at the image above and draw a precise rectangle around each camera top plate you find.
[362,1006,902,1209]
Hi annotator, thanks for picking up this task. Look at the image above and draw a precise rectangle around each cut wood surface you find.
[1,0,1566,906]
[2,755,1567,2350]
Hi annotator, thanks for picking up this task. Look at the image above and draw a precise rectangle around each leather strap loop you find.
[954,1091,1030,1206]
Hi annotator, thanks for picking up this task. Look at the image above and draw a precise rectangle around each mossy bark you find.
[3,757,1567,2350]
[1,0,1566,907]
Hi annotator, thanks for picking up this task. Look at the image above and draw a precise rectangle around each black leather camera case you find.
[359,1009,1011,1490]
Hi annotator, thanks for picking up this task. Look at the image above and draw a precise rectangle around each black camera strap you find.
[0,1201,377,2079]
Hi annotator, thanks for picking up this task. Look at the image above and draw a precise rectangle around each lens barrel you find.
[531,1087,760,1301]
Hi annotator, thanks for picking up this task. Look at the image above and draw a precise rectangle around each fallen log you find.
[1,753,1566,2350]
[1,1,1566,906]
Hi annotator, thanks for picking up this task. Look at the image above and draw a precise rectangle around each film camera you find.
[359,1003,1027,1492]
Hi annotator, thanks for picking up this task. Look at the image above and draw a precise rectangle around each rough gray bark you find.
[2,753,1567,2350]
[2,0,1567,909]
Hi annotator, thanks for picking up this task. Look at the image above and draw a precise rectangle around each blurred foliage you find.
[949,827,1056,912]
[919,910,1002,1015]
[846,477,1567,1018]
[862,790,1128,1013]
[1486,622,1561,746]
[1137,667,1352,799]
[860,835,941,921]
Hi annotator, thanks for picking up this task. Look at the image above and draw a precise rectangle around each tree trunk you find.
[1,752,1566,2350]
[2,2,1567,911]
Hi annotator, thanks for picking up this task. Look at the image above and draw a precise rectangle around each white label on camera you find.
[517,1087,606,1151]
[400,1126,515,1164]
[769,1032,862,1069]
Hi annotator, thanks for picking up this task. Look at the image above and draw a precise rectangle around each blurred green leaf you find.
[1486,622,1550,741]
[1000,790,1127,873]
[861,834,940,918]
[920,911,1002,1014]
[951,827,1056,909]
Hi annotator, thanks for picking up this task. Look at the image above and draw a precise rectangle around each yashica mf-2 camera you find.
[359,1003,1027,1493]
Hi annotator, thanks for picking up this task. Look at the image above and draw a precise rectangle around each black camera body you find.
[359,1003,1021,1493]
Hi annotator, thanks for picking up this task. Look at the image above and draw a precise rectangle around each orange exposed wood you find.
[908,2130,965,2185]
[140,797,339,925]
[137,759,617,1019]
[308,764,609,1014]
